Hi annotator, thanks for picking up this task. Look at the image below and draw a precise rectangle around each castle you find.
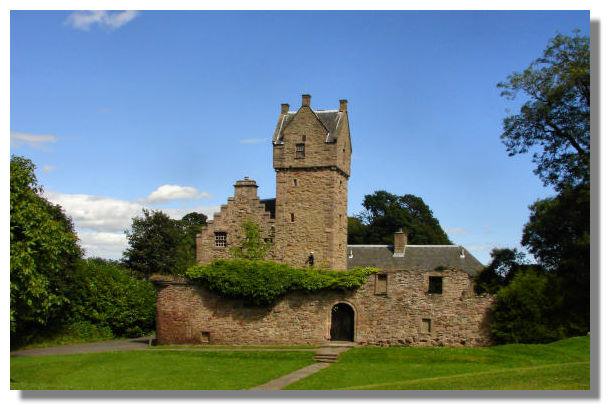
[153,95,493,346]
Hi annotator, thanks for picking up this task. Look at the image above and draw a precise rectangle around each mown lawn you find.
[10,350,314,390]
[285,336,590,390]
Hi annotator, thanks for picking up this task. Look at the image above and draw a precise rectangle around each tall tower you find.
[272,94,351,270]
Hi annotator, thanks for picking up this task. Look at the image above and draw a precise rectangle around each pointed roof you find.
[273,109,345,145]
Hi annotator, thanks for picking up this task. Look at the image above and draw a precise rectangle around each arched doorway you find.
[330,303,355,341]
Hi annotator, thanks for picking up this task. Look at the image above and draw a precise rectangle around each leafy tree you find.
[521,183,590,335]
[490,268,565,344]
[497,31,589,190]
[123,210,207,277]
[347,216,368,244]
[10,155,82,344]
[230,220,272,260]
[67,258,156,337]
[349,191,451,245]
[474,248,527,294]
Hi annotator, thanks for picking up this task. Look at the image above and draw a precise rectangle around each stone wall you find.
[153,269,493,347]
[196,178,275,264]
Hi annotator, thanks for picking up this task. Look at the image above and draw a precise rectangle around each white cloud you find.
[44,190,220,260]
[42,165,56,173]
[239,138,268,145]
[79,231,127,259]
[11,131,57,149]
[45,191,144,233]
[145,184,211,204]
[65,11,139,31]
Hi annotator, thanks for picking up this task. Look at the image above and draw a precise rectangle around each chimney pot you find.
[301,94,311,107]
[281,103,289,114]
[339,99,348,112]
[393,228,407,257]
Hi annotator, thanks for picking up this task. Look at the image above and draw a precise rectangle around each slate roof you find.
[273,109,344,144]
[347,245,484,275]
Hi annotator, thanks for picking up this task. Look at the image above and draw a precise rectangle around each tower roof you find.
[273,109,344,145]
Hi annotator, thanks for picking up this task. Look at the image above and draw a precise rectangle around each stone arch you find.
[330,302,355,342]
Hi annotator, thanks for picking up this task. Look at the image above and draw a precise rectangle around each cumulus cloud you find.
[45,190,220,260]
[145,184,210,204]
[11,131,57,149]
[65,11,139,31]
[79,231,128,259]
[45,191,144,233]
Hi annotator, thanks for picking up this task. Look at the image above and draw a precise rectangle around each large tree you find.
[10,156,82,343]
[349,191,451,245]
[122,210,207,277]
[521,183,590,335]
[497,31,589,191]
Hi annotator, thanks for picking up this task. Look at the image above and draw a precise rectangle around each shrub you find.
[24,321,114,349]
[186,259,377,306]
[67,258,157,337]
[490,267,565,344]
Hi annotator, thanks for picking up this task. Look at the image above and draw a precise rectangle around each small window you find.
[302,135,307,142]
[290,212,295,223]
[293,178,298,187]
[295,143,305,158]
[428,276,443,294]
[421,318,432,334]
[201,331,211,343]
[214,232,227,247]
[375,273,388,295]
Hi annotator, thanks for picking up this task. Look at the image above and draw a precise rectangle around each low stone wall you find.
[152,270,494,347]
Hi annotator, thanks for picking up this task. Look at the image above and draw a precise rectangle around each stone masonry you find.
[153,269,493,346]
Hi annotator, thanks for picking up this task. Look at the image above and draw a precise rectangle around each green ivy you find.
[185,259,377,306]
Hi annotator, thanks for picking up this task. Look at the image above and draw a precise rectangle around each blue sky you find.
[10,10,589,262]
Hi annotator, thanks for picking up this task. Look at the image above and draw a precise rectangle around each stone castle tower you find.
[196,94,351,270]
[272,95,351,270]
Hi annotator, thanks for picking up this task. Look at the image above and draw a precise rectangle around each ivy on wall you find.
[185,259,377,306]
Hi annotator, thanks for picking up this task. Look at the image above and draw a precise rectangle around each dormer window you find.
[295,143,305,158]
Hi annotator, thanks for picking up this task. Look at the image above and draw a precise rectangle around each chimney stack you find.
[281,103,289,114]
[339,99,348,112]
[393,228,407,257]
[301,94,311,107]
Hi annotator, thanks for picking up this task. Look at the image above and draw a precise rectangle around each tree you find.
[123,210,207,277]
[497,31,589,190]
[490,268,564,344]
[230,220,272,260]
[521,183,590,335]
[10,156,82,343]
[67,258,157,337]
[349,191,451,245]
[474,248,527,294]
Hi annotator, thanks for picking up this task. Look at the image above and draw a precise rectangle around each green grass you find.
[11,350,314,390]
[285,336,590,390]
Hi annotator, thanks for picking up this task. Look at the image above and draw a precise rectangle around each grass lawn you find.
[11,350,314,390]
[285,336,590,390]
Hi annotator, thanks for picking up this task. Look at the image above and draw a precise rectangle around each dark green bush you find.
[67,258,157,337]
[186,259,377,306]
[490,267,565,344]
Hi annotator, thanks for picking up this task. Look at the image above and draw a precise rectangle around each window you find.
[293,178,298,187]
[428,276,443,294]
[201,331,211,343]
[295,143,305,158]
[375,273,388,295]
[421,318,432,334]
[214,232,227,247]
[302,135,307,142]
[290,212,295,223]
